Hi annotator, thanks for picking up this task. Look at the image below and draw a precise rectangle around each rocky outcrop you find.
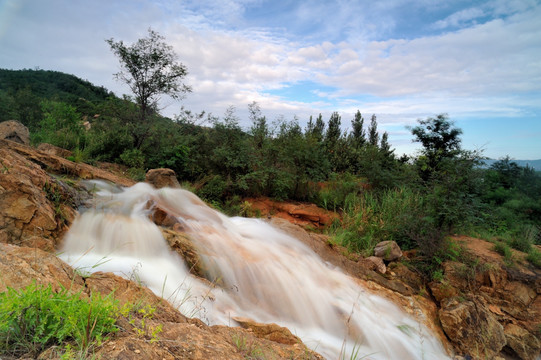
[0,137,140,250]
[0,120,30,144]
[0,142,74,248]
[0,139,135,187]
[430,236,541,359]
[146,168,180,189]
[439,296,506,358]
[374,240,403,261]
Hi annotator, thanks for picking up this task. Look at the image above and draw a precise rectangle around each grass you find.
[231,333,266,359]
[327,187,423,256]
[0,282,118,358]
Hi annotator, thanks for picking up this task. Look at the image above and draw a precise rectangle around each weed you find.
[0,160,9,174]
[0,282,118,358]
[431,269,444,282]
[118,301,162,343]
[231,333,266,359]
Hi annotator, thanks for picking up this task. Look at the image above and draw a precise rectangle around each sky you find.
[0,0,540,159]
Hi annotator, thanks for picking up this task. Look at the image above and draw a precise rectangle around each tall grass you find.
[328,187,423,256]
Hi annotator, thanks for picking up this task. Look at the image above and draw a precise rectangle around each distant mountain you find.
[483,159,541,171]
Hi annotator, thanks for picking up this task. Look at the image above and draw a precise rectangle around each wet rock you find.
[146,168,180,189]
[504,323,541,360]
[160,228,204,277]
[0,120,30,144]
[374,240,402,261]
[439,297,506,358]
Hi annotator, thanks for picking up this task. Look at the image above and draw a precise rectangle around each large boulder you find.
[0,120,30,145]
[439,297,506,358]
[374,240,402,261]
[146,168,180,189]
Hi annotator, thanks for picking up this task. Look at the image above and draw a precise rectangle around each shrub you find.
[0,283,118,357]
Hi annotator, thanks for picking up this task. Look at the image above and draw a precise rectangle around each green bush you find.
[120,148,145,169]
[0,283,118,357]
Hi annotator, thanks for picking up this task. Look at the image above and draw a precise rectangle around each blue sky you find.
[0,0,540,159]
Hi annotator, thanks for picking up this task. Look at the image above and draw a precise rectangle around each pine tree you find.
[368,114,379,146]
[350,110,366,148]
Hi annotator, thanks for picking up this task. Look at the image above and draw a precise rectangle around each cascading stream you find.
[60,181,450,359]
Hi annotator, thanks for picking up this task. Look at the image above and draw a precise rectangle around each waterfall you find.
[60,181,450,359]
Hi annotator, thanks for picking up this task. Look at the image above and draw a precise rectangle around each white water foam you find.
[60,181,450,359]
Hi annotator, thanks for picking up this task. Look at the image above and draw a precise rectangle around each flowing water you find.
[60,181,450,359]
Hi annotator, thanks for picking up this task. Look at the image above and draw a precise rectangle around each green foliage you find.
[526,248,541,268]
[409,114,463,180]
[328,187,424,255]
[0,283,118,358]
[316,173,364,211]
[120,148,145,169]
[33,100,85,150]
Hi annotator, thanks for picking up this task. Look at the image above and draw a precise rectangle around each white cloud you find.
[433,7,486,29]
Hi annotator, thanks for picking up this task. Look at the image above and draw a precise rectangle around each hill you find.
[0,68,114,104]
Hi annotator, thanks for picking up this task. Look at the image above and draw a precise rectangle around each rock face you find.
[0,120,30,144]
[439,297,506,358]
[374,240,402,261]
[431,236,541,360]
[146,168,180,189]
[0,139,136,250]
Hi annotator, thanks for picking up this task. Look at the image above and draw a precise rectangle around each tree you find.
[409,114,462,172]
[350,110,366,148]
[106,29,191,148]
[325,112,341,149]
[368,114,379,146]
